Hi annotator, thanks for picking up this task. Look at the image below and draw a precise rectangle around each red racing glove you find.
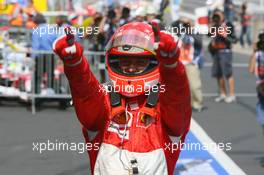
[152,21,180,66]
[53,27,83,67]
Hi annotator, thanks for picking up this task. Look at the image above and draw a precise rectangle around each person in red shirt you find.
[239,2,252,47]
[53,22,191,175]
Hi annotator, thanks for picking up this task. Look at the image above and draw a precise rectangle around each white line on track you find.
[203,93,256,97]
[204,63,249,67]
[191,119,247,175]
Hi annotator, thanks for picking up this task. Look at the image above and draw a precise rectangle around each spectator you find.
[119,7,131,26]
[90,14,108,83]
[206,0,224,22]
[97,8,121,83]
[25,13,36,29]
[159,0,170,17]
[54,15,69,39]
[111,2,122,22]
[32,13,57,94]
[178,21,205,112]
[249,30,264,139]
[32,13,56,51]
[146,6,165,30]
[9,0,37,27]
[9,2,24,27]
[55,15,67,28]
[23,0,37,29]
[145,6,158,23]
[133,7,146,22]
[23,0,37,14]
[208,10,237,103]
[171,19,184,37]
[224,0,235,23]
[32,14,67,50]
[239,2,252,47]
[99,9,119,46]
[256,83,264,139]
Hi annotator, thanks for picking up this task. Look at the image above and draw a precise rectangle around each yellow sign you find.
[0,0,13,14]
[33,0,47,12]
[0,0,47,14]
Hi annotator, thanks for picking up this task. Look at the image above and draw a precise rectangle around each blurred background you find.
[0,0,264,174]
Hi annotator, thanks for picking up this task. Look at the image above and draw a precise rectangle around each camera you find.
[211,10,224,26]
[107,9,116,20]
[212,14,221,24]
[257,30,264,51]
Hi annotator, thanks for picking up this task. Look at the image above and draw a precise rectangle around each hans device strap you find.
[146,87,159,108]
[108,82,159,108]
[110,91,121,107]
[108,84,121,107]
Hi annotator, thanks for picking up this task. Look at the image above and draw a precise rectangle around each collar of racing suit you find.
[109,91,159,126]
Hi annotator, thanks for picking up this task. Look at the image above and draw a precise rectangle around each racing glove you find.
[152,21,180,66]
[53,27,83,67]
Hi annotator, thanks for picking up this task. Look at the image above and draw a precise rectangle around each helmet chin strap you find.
[145,85,159,107]
[109,83,159,108]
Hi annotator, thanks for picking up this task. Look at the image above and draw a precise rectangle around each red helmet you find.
[106,22,159,97]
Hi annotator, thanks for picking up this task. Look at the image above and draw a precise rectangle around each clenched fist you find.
[151,21,180,66]
[53,27,83,66]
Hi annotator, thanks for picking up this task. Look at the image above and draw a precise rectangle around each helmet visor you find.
[106,29,155,54]
[108,55,158,77]
[119,57,150,75]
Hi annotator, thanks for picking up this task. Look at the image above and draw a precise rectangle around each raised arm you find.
[53,31,109,131]
[155,30,192,137]
[248,52,256,74]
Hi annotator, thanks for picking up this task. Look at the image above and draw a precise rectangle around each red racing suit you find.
[54,35,192,175]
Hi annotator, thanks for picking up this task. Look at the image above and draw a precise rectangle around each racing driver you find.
[53,22,192,175]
